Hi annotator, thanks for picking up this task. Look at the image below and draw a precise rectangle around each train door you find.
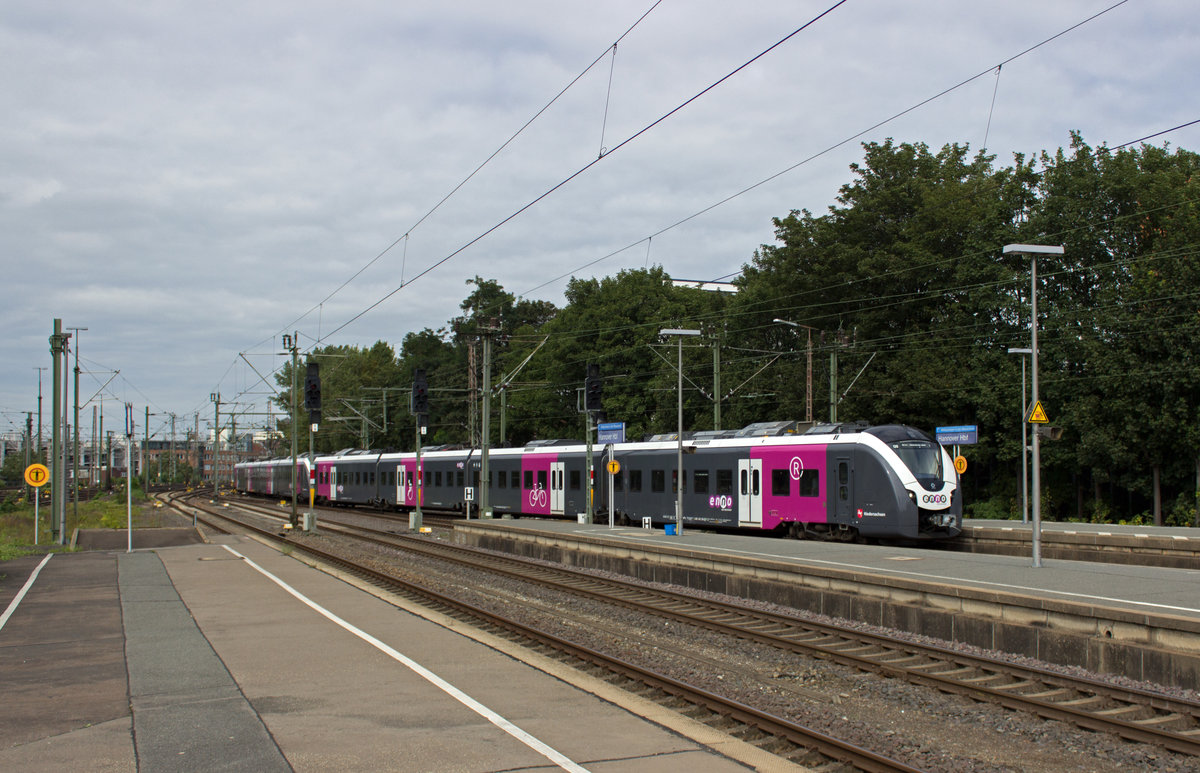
[550,461,565,515]
[329,466,338,502]
[738,458,763,526]
[834,455,854,522]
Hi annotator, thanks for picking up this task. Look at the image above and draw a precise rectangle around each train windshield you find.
[889,439,942,481]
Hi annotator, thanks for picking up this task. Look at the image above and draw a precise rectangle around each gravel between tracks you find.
[285,522,1196,772]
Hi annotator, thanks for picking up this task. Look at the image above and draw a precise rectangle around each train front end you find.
[864,425,962,539]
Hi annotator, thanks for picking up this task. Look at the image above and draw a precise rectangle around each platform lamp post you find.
[660,328,701,537]
[1003,244,1064,569]
[1007,347,1032,525]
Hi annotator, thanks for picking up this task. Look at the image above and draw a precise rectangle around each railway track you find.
[174,493,1200,761]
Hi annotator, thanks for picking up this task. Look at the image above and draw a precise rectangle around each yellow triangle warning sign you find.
[1027,400,1049,424]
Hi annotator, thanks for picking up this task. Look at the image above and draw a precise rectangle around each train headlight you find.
[908,491,917,505]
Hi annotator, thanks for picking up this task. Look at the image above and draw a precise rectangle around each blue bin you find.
[664,524,676,536]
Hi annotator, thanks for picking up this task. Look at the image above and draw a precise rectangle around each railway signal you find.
[411,368,429,417]
[304,362,321,416]
[584,364,603,413]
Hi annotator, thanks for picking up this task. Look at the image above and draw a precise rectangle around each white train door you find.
[738,458,762,526]
[550,461,565,515]
[329,466,338,502]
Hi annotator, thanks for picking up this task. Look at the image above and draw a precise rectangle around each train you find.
[234,420,961,541]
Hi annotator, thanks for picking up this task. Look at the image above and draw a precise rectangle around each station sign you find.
[597,421,625,444]
[935,425,977,445]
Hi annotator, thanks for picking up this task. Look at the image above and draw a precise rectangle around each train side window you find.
[739,469,747,495]
[693,469,709,494]
[799,471,820,497]
[537,470,547,490]
[752,469,760,497]
[651,469,665,493]
[716,469,733,495]
[629,469,642,493]
[771,469,790,496]
[370,472,376,485]
[524,470,533,489]
[613,469,623,490]
[457,470,464,488]
[838,461,849,501]
[435,471,443,487]
[569,469,581,490]
[498,470,506,489]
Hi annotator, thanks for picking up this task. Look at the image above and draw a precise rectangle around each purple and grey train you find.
[235,421,961,541]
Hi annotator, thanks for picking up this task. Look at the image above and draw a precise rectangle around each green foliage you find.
[966,496,1018,521]
[256,134,1200,526]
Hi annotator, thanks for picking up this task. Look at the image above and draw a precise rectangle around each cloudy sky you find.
[3,0,1196,444]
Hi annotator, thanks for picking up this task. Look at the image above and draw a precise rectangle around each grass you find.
[0,488,177,562]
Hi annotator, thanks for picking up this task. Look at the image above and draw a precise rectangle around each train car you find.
[234,421,960,541]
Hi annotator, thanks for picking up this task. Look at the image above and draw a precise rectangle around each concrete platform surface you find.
[2,539,796,772]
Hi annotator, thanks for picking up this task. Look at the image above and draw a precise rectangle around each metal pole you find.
[68,326,85,531]
[1007,347,1032,525]
[1030,254,1042,567]
[49,320,67,544]
[411,419,423,530]
[830,346,838,423]
[676,335,684,536]
[211,394,220,498]
[1003,244,1063,568]
[144,406,150,493]
[289,334,299,528]
[480,328,492,519]
[585,410,594,525]
[126,403,133,553]
[712,332,721,432]
[607,444,615,529]
[1020,356,1029,524]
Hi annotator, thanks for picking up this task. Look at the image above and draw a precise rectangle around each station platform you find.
[0,537,796,772]
[453,517,1200,692]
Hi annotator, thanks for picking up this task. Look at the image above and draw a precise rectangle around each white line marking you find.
[0,553,53,633]
[601,533,1200,616]
[221,545,589,773]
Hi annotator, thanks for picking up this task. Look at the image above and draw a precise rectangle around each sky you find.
[3,0,1197,445]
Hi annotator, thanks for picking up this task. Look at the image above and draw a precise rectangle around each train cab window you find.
[537,470,547,490]
[569,469,581,490]
[772,469,790,497]
[524,470,534,489]
[629,469,642,492]
[693,469,709,494]
[651,469,665,493]
[799,470,820,497]
[716,469,733,495]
